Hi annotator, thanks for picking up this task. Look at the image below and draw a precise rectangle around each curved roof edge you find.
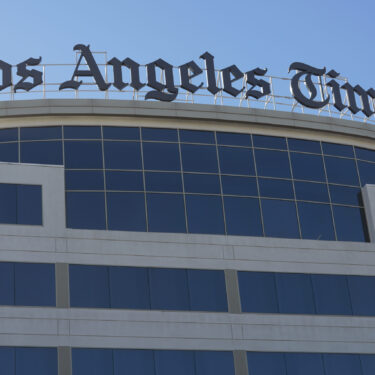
[0,98,374,140]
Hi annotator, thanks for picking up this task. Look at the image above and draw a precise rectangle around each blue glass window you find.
[0,128,17,142]
[285,353,325,375]
[66,192,106,229]
[253,135,287,150]
[15,263,55,306]
[259,178,294,199]
[324,156,359,186]
[114,349,155,375]
[347,275,375,316]
[0,263,14,305]
[0,347,14,374]
[224,196,263,236]
[149,268,190,310]
[181,144,218,173]
[219,147,255,175]
[298,202,335,240]
[186,195,225,234]
[247,352,286,375]
[64,141,103,169]
[146,172,182,192]
[275,273,316,314]
[255,149,291,178]
[154,350,195,375]
[294,181,329,202]
[72,348,113,375]
[70,265,110,308]
[187,269,227,312]
[195,351,235,375]
[106,171,143,191]
[142,128,178,141]
[290,153,325,182]
[16,347,57,375]
[143,142,180,171]
[322,142,354,157]
[360,354,375,375]
[103,126,140,140]
[288,138,321,153]
[21,141,63,165]
[17,185,42,225]
[216,132,251,146]
[329,185,362,206]
[0,184,16,224]
[106,192,146,231]
[261,199,300,239]
[239,271,278,313]
[333,206,368,242]
[358,160,375,185]
[21,126,62,140]
[104,141,142,170]
[147,193,186,233]
[109,266,150,309]
[355,147,375,162]
[221,175,258,196]
[0,142,18,162]
[180,129,215,144]
[184,173,220,194]
[311,274,352,315]
[323,354,362,375]
[65,170,104,190]
[64,126,101,139]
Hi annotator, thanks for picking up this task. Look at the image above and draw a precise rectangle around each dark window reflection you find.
[65,170,104,191]
[333,206,368,242]
[103,126,140,140]
[0,128,17,142]
[221,175,258,196]
[21,126,62,140]
[288,138,321,153]
[72,348,113,375]
[355,147,375,163]
[16,347,57,375]
[143,142,180,171]
[64,141,103,169]
[219,147,255,175]
[360,354,375,375]
[64,126,101,139]
[347,276,375,316]
[294,181,329,202]
[181,144,218,173]
[329,185,362,206]
[290,153,325,182]
[259,178,294,199]
[0,263,14,305]
[142,128,178,142]
[323,354,362,375]
[247,352,287,375]
[180,130,215,144]
[146,172,182,192]
[216,132,251,146]
[184,173,220,194]
[114,349,155,375]
[324,156,359,186]
[253,135,286,150]
[357,160,375,185]
[255,149,291,178]
[285,353,325,375]
[104,141,142,170]
[21,141,63,165]
[195,351,235,375]
[106,171,144,191]
[0,142,18,162]
[322,142,354,157]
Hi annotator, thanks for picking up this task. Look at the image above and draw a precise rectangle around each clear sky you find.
[2,0,374,89]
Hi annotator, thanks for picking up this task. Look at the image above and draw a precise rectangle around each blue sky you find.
[2,0,374,89]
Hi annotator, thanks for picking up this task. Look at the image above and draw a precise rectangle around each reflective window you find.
[294,181,329,202]
[180,129,215,144]
[221,175,258,196]
[64,141,103,169]
[253,134,286,150]
[155,350,195,375]
[143,142,180,171]
[259,178,294,199]
[103,126,140,140]
[21,126,61,140]
[114,349,155,375]
[106,171,144,191]
[333,206,368,242]
[0,347,14,374]
[290,153,325,182]
[323,354,362,375]
[0,128,18,142]
[0,142,18,162]
[184,173,220,194]
[216,132,251,146]
[288,138,321,153]
[0,263,14,305]
[16,347,57,375]
[329,185,362,206]
[181,144,218,173]
[219,147,255,175]
[347,275,375,316]
[72,348,113,375]
[64,126,101,139]
[21,141,63,165]
[247,352,287,375]
[285,353,325,375]
[361,354,375,375]
[0,184,16,223]
[104,141,142,170]
[142,128,178,141]
[355,146,375,162]
[322,142,354,157]
[324,156,359,186]
[357,160,375,185]
[65,170,104,190]
[146,172,182,192]
[195,351,235,375]
[255,149,291,178]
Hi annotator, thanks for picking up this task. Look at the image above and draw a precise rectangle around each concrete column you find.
[233,350,249,375]
[224,269,241,313]
[362,184,375,242]
[58,346,72,375]
[55,263,70,308]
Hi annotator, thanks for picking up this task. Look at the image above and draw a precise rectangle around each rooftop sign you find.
[0,44,374,121]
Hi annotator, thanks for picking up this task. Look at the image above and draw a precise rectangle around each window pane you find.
[64,126,101,139]
[146,172,182,192]
[0,184,16,224]
[360,354,375,375]
[66,192,106,229]
[347,275,375,316]
[288,138,321,153]
[104,141,142,170]
[224,196,263,236]
[149,268,189,310]
[106,171,143,191]
[107,192,146,231]
[355,147,375,162]
[329,185,362,206]
[358,160,375,185]
[261,199,300,239]
[147,193,186,233]
[21,141,63,165]
[221,176,258,196]
[275,273,315,314]
[109,266,150,309]
[142,128,178,141]
[0,347,14,374]
[216,132,251,146]
[323,354,362,375]
[238,272,278,313]
[322,142,354,157]
[259,178,294,199]
[184,173,220,194]
[0,128,18,142]
[324,156,359,186]
[255,149,291,178]
[294,181,329,202]
[15,263,55,306]
[247,352,286,375]
[218,147,255,175]
[143,142,180,171]
[154,350,195,375]
[0,263,14,305]
[70,265,110,308]
[285,353,325,375]
[64,141,103,169]
[290,153,325,182]
[195,351,235,375]
[180,129,215,144]
[65,170,104,190]
[103,126,140,140]
[186,195,225,235]
[114,349,155,375]
[17,185,42,225]
[311,274,352,315]
[298,202,335,241]
[0,142,18,162]
[21,126,62,140]
[253,135,286,150]
[72,348,113,375]
[16,347,57,375]
[333,206,368,242]
[187,269,228,312]
[181,144,218,173]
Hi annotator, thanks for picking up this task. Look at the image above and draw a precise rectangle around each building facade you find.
[1,99,375,374]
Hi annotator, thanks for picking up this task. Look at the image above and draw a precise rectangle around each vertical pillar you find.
[224,269,241,313]
[58,347,72,375]
[55,263,70,308]
[233,350,249,375]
